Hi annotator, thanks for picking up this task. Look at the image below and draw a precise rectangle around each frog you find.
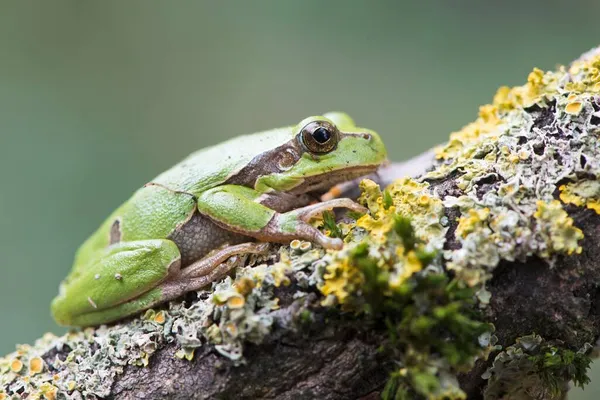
[51,112,387,326]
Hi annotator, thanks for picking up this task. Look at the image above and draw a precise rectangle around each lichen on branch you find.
[3,48,600,400]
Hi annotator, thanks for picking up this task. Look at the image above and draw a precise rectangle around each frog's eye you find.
[299,120,339,154]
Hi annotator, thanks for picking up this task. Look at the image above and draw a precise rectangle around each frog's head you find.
[254,112,387,194]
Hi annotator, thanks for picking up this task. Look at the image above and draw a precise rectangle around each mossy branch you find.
[3,47,600,400]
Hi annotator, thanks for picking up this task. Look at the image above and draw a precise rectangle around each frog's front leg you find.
[197,185,366,250]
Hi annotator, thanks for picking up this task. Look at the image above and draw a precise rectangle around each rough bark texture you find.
[458,206,600,398]
[112,324,388,400]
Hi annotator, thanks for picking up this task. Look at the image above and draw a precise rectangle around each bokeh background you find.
[1,1,599,397]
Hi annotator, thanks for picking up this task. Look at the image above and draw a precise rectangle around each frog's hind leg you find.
[159,242,269,301]
[51,239,183,327]
[179,242,269,278]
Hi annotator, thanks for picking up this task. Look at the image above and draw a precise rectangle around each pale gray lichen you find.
[0,248,321,399]
[425,57,600,288]
[482,334,592,400]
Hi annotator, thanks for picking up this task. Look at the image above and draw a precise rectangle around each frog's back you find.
[151,127,294,194]
[70,126,295,275]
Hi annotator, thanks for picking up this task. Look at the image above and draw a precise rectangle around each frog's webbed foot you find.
[160,242,269,301]
[270,198,367,250]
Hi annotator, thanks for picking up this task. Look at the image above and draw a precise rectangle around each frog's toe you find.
[315,235,344,250]
[295,198,367,222]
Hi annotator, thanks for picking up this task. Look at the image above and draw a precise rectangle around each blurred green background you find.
[1,1,599,397]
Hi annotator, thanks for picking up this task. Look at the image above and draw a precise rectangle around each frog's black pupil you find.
[313,127,331,144]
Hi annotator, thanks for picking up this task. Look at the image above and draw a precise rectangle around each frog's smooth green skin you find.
[51,112,387,327]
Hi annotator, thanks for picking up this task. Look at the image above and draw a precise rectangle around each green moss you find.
[483,334,592,400]
[320,214,491,399]
[322,210,343,239]
[383,189,394,210]
[393,215,417,253]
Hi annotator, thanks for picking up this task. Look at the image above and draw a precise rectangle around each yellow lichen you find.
[356,180,393,243]
[226,294,246,309]
[39,382,58,400]
[507,154,520,164]
[320,246,425,306]
[515,67,559,107]
[588,201,600,214]
[559,180,600,214]
[357,178,445,248]
[534,200,583,256]
[212,290,237,305]
[322,179,434,306]
[320,257,363,305]
[424,53,600,289]
[434,65,562,159]
[269,297,280,311]
[233,276,255,296]
[153,311,166,324]
[432,385,467,400]
[135,351,151,367]
[455,208,490,238]
[569,54,600,92]
[174,347,195,361]
[213,290,248,310]
[268,262,291,287]
[357,178,385,215]
[28,357,43,375]
[434,114,502,161]
[356,210,394,244]
[518,150,530,160]
[565,101,583,115]
[247,260,292,288]
[430,64,565,186]
[10,359,22,373]
[389,250,424,288]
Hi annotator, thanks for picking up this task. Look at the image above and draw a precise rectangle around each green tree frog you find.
[51,112,387,326]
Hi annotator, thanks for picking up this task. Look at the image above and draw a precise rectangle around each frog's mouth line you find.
[289,164,381,196]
